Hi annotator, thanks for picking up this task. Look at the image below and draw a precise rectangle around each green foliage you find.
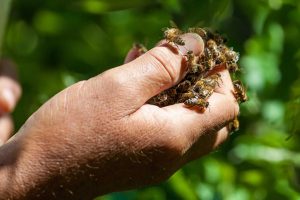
[0,0,11,56]
[2,0,300,199]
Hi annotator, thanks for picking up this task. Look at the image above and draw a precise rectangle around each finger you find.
[0,59,22,113]
[212,67,235,98]
[162,92,239,151]
[128,91,237,162]
[211,126,231,149]
[0,114,14,146]
[104,33,204,109]
[124,44,147,64]
[184,126,230,161]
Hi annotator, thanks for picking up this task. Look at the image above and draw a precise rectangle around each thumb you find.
[109,33,204,108]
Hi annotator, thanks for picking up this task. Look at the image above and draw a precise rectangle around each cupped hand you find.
[0,33,238,199]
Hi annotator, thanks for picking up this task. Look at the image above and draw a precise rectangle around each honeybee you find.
[228,117,239,132]
[191,74,220,99]
[188,27,208,40]
[179,91,195,103]
[205,59,215,71]
[150,25,243,113]
[200,48,215,71]
[186,74,200,83]
[232,80,247,103]
[195,87,214,99]
[184,97,209,108]
[176,80,192,93]
[147,92,168,105]
[217,45,240,72]
[148,87,177,107]
[186,51,202,73]
[206,39,220,59]
[225,48,239,63]
[215,45,227,64]
[203,73,221,87]
[163,27,185,46]
[227,62,239,73]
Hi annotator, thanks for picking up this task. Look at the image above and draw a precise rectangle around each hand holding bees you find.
[0,30,242,199]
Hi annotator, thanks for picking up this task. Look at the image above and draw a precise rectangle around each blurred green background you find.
[1,0,300,199]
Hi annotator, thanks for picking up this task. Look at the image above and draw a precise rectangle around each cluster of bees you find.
[146,25,247,132]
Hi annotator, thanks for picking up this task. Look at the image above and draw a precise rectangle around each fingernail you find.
[0,140,3,147]
[1,88,16,112]
[178,33,204,56]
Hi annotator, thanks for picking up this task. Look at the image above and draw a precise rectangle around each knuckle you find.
[148,47,180,85]
[100,69,121,85]
[98,69,126,91]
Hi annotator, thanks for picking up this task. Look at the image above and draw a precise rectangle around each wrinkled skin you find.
[0,33,238,200]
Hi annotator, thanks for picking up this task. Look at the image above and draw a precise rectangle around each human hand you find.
[0,59,21,145]
[0,33,238,199]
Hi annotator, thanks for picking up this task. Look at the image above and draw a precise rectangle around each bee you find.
[195,87,214,100]
[203,73,221,87]
[232,80,247,103]
[148,93,168,105]
[186,51,203,73]
[188,27,207,40]
[193,79,206,88]
[206,39,220,59]
[148,87,177,107]
[205,58,215,71]
[204,47,213,59]
[179,91,195,103]
[149,25,244,113]
[228,117,239,132]
[163,27,185,46]
[227,62,239,73]
[217,45,240,72]
[215,45,228,64]
[193,83,213,98]
[176,80,191,93]
[225,48,239,63]
[200,48,215,71]
[191,74,220,99]
[184,97,209,108]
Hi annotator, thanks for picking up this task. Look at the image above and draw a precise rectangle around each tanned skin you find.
[0,34,238,200]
